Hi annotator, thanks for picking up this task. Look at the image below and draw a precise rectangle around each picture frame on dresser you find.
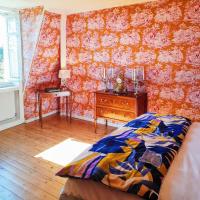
[94,90,147,133]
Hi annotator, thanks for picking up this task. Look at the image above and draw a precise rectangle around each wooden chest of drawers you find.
[94,90,147,132]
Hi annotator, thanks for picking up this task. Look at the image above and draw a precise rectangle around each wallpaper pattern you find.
[23,11,61,120]
[20,6,44,88]
[66,0,200,121]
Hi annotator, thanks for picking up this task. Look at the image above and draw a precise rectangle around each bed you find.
[57,113,200,200]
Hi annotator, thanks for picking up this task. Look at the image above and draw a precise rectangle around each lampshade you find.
[58,69,71,79]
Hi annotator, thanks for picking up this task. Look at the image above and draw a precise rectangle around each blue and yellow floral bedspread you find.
[57,113,191,200]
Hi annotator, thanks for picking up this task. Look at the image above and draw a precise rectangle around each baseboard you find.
[25,110,58,123]
[0,118,24,132]
[25,110,125,128]
[71,114,124,128]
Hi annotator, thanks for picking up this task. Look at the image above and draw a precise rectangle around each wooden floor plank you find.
[0,115,115,200]
[0,158,62,198]
[0,175,38,200]
[0,151,65,185]
[0,144,64,184]
[0,184,22,200]
[0,161,57,200]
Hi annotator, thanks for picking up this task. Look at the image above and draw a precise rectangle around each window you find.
[0,9,22,84]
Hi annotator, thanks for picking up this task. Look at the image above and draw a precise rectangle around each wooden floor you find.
[0,115,116,200]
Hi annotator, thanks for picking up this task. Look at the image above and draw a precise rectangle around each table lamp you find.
[59,69,71,89]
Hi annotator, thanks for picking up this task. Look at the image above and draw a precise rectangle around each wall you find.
[21,9,61,120]
[20,6,44,87]
[66,0,200,121]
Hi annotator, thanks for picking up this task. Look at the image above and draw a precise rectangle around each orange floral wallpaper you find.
[22,10,61,120]
[66,0,200,121]
[20,6,44,86]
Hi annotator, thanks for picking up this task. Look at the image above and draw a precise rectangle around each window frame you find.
[0,7,23,85]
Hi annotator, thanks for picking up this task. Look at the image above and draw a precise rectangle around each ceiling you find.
[0,0,154,14]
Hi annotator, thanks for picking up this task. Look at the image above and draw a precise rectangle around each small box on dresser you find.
[94,90,147,132]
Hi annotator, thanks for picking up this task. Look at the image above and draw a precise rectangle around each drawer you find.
[55,91,71,97]
[96,94,114,106]
[96,94,136,110]
[40,91,71,98]
[96,107,136,122]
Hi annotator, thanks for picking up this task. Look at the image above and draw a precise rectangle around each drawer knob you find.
[101,99,106,102]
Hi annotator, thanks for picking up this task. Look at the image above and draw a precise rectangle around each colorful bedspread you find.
[57,113,191,200]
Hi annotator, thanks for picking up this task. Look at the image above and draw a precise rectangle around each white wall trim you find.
[0,6,18,14]
[71,114,124,128]
[25,110,58,123]
[0,118,24,132]
[25,110,123,128]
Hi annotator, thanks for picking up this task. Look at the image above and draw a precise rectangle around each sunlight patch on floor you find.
[35,138,91,166]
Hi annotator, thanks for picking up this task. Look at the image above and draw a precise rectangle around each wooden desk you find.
[37,90,72,128]
[94,90,147,132]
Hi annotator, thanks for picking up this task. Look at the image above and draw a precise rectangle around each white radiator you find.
[0,92,16,121]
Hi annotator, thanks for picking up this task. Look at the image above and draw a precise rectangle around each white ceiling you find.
[0,0,153,14]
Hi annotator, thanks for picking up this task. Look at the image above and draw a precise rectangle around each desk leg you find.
[58,97,60,115]
[66,96,68,120]
[105,119,108,127]
[69,95,72,123]
[94,118,97,133]
[38,94,43,128]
